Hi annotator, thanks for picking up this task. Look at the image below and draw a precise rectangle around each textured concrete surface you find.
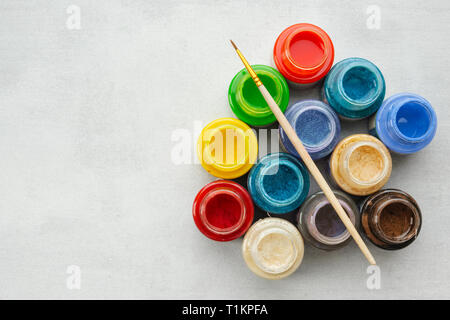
[0,0,449,299]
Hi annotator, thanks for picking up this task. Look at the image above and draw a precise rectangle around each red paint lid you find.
[193,180,254,241]
[273,23,334,84]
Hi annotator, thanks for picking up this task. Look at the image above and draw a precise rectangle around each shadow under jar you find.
[297,190,359,250]
[360,189,422,250]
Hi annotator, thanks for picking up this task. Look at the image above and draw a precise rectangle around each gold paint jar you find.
[329,134,392,196]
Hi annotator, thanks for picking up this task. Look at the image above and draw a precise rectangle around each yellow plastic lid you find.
[197,118,258,179]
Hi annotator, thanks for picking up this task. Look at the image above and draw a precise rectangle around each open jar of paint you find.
[323,58,386,120]
[360,189,422,250]
[297,190,359,251]
[193,180,254,241]
[273,23,334,88]
[248,152,310,214]
[279,100,341,160]
[329,134,392,196]
[242,218,304,279]
[197,118,258,179]
[369,93,437,154]
[228,65,289,127]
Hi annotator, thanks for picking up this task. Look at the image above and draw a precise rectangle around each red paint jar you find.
[273,23,334,87]
[193,180,254,241]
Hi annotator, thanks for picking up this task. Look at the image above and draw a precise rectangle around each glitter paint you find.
[273,23,334,87]
[361,189,422,250]
[370,93,437,154]
[329,134,392,196]
[279,100,340,160]
[228,65,289,127]
[197,118,258,179]
[248,153,310,214]
[323,58,385,120]
[297,191,359,250]
[242,218,304,279]
[193,180,254,241]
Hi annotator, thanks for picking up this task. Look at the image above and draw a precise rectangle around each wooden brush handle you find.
[258,85,376,265]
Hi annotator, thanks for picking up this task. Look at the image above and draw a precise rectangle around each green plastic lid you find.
[228,65,289,127]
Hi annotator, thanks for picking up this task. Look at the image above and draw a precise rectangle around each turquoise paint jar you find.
[322,58,385,120]
[247,153,310,214]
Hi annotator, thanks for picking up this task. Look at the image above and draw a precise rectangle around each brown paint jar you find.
[360,189,422,250]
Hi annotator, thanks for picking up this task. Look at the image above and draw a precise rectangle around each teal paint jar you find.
[322,58,385,120]
[247,153,310,214]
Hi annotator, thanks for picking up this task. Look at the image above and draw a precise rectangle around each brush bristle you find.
[230,40,238,50]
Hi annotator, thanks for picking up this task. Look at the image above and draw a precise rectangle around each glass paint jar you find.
[193,180,254,242]
[323,58,385,120]
[369,93,437,154]
[228,65,289,127]
[242,218,304,279]
[273,23,334,88]
[197,118,258,179]
[248,153,310,214]
[329,134,392,196]
[297,190,359,251]
[279,100,341,160]
[361,189,422,250]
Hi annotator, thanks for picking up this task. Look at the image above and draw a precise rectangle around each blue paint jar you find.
[323,58,386,120]
[248,153,310,214]
[369,93,437,154]
[279,100,340,160]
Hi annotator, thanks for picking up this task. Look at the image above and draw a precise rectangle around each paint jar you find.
[329,134,392,196]
[369,93,437,154]
[242,218,304,279]
[248,153,310,214]
[228,65,289,127]
[193,180,254,241]
[279,100,340,160]
[323,58,385,120]
[297,191,359,250]
[197,118,258,179]
[361,189,422,250]
[273,23,334,88]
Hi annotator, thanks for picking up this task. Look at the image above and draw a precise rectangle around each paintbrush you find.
[230,40,376,265]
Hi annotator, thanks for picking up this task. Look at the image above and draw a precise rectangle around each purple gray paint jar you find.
[296,190,359,250]
[279,100,341,160]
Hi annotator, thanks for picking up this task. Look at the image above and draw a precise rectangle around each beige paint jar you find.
[242,218,304,280]
[329,134,392,196]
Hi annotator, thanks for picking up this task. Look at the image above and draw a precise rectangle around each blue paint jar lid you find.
[374,93,437,154]
[279,100,341,160]
[323,58,386,120]
[248,153,310,214]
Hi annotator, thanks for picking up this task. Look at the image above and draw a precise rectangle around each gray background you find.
[0,0,449,299]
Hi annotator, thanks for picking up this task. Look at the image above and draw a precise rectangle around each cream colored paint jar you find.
[242,218,304,280]
[329,134,392,196]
